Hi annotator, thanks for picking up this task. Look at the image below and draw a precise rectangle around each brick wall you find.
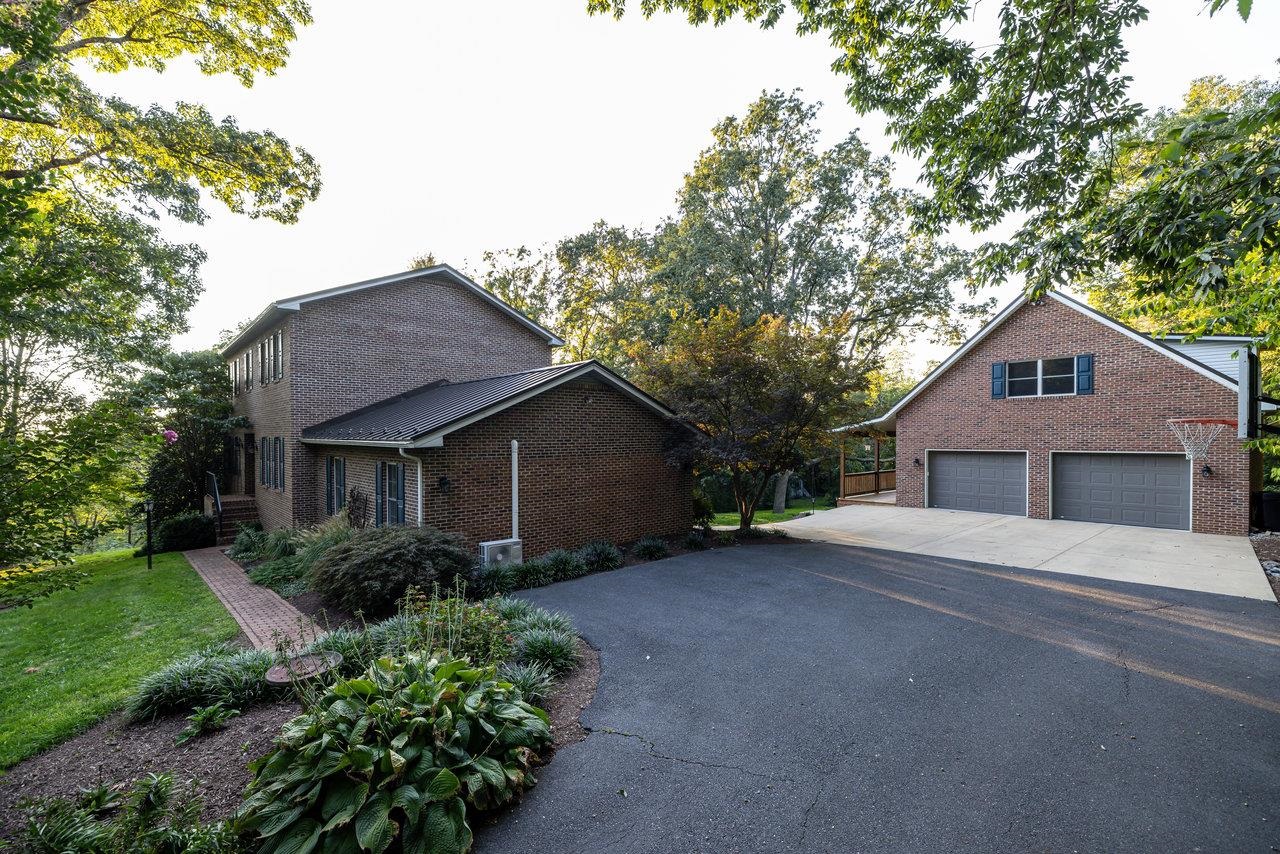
[306,377,693,556]
[229,272,555,529]
[228,316,295,530]
[895,298,1253,535]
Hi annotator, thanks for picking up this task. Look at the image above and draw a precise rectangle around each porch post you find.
[837,434,845,499]
[873,438,881,494]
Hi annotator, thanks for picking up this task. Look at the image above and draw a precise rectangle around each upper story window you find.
[272,329,284,380]
[230,360,238,394]
[993,355,1093,399]
[259,339,268,384]
[243,350,253,392]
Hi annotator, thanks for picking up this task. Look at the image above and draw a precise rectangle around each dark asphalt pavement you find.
[476,542,1280,853]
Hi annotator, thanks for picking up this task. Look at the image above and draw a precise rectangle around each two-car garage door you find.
[927,450,1191,531]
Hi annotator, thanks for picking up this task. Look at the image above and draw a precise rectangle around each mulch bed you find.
[1249,532,1280,602]
[0,700,299,839]
[0,640,602,841]
[286,590,361,631]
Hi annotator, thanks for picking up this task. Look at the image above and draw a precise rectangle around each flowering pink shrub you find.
[162,429,178,444]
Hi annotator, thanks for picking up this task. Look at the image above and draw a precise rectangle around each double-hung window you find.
[1006,357,1077,397]
[230,360,238,394]
[326,457,346,515]
[259,340,268,385]
[244,350,253,392]
[375,461,406,526]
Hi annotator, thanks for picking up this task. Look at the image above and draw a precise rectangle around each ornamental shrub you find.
[234,656,552,854]
[576,539,623,573]
[509,606,574,635]
[468,561,515,598]
[260,527,297,561]
[227,525,266,560]
[150,513,215,553]
[491,596,536,623]
[498,661,554,704]
[683,529,709,550]
[510,558,553,590]
[632,536,669,561]
[517,628,580,675]
[541,549,588,583]
[310,526,474,617]
[128,645,278,721]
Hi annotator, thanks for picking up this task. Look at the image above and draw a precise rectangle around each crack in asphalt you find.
[585,725,787,782]
[1099,603,1181,616]
[797,786,822,848]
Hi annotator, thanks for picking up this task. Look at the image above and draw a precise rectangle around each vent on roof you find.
[479,537,523,568]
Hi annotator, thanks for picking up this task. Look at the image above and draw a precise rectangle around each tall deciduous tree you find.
[586,0,1255,293]
[0,192,203,438]
[656,91,978,361]
[633,309,861,531]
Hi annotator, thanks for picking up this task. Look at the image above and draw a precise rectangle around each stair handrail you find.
[205,471,223,540]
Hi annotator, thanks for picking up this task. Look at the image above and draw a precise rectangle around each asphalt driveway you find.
[477,543,1280,853]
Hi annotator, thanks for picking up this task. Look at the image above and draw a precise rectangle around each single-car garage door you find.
[928,451,1026,515]
[1052,453,1190,530]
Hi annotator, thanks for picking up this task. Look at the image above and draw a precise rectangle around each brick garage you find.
[851,294,1260,536]
[307,377,692,556]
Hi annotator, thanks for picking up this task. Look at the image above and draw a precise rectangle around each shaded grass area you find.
[711,497,836,527]
[0,550,239,769]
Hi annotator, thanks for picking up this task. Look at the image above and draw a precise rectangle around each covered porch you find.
[835,427,897,505]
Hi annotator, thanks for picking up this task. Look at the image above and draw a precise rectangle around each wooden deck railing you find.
[841,468,896,497]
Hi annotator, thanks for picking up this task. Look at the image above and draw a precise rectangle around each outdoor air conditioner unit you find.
[479,537,523,568]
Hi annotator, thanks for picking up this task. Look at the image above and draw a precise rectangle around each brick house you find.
[216,265,693,556]
[838,292,1263,536]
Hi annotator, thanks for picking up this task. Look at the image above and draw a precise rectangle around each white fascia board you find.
[409,362,675,448]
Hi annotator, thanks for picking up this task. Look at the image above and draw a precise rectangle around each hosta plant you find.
[235,655,552,854]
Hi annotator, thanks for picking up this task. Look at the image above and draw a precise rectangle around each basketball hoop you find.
[1167,417,1236,461]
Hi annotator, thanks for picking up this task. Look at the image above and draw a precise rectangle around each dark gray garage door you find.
[1051,453,1190,530]
[928,451,1027,515]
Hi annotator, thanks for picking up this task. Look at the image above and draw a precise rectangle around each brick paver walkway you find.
[184,547,324,651]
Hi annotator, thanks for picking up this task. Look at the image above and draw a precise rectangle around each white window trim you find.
[1007,358,1077,398]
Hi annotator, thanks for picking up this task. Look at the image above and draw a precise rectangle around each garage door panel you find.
[1052,453,1189,531]
[928,452,1026,516]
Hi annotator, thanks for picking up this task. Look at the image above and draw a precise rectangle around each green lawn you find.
[0,549,239,769]
[712,497,836,527]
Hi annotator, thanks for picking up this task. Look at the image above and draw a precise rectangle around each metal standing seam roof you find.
[300,361,671,446]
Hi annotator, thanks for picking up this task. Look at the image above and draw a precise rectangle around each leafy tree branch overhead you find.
[0,0,321,239]
[585,0,1261,300]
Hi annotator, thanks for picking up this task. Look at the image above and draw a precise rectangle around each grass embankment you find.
[0,549,238,768]
[711,497,836,527]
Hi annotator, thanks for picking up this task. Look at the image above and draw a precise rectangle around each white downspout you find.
[398,447,423,527]
[511,439,519,540]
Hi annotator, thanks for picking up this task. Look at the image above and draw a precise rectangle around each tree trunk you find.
[772,470,791,514]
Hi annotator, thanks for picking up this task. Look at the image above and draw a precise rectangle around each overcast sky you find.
[94,1,1280,371]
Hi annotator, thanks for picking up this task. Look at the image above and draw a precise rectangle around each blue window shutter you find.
[1076,354,1094,395]
[279,439,285,490]
[326,458,334,515]
[374,462,384,527]
[991,362,1006,399]
[260,437,267,484]
[336,459,346,509]
[397,464,406,524]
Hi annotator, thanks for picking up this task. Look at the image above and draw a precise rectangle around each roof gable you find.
[219,264,563,356]
[841,291,1242,433]
[300,361,676,448]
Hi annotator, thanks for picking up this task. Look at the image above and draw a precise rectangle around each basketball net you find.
[1166,417,1235,461]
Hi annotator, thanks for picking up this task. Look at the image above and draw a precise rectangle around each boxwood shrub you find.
[310,526,474,616]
